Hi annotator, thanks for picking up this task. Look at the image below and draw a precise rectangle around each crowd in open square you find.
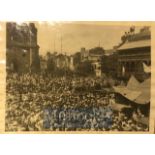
[5,22,151,132]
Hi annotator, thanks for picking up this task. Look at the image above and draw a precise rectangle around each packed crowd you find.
[6,73,149,131]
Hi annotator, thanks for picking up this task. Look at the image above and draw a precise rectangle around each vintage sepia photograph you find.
[5,22,151,132]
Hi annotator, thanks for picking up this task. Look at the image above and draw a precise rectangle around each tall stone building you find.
[6,22,40,73]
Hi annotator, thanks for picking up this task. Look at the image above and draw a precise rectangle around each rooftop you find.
[117,26,151,51]
[118,39,151,50]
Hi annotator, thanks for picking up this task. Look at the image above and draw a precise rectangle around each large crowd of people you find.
[6,73,149,131]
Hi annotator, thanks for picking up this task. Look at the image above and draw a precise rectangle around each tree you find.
[46,52,56,73]
[75,60,94,76]
[73,52,81,66]
[89,47,105,55]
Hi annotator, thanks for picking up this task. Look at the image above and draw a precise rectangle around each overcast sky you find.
[35,22,142,56]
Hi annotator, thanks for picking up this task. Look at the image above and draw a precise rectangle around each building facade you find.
[81,47,104,62]
[80,47,104,77]
[55,54,70,69]
[117,27,151,81]
[6,22,40,73]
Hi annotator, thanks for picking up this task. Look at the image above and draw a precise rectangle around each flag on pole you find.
[143,63,151,73]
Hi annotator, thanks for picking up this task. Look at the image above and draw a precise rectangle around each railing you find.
[118,54,150,62]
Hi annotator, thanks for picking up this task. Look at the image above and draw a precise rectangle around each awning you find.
[110,103,131,111]
[127,75,141,90]
[134,78,150,104]
[113,76,150,104]
[113,86,141,101]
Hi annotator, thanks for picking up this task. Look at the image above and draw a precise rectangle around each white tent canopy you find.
[113,75,150,104]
